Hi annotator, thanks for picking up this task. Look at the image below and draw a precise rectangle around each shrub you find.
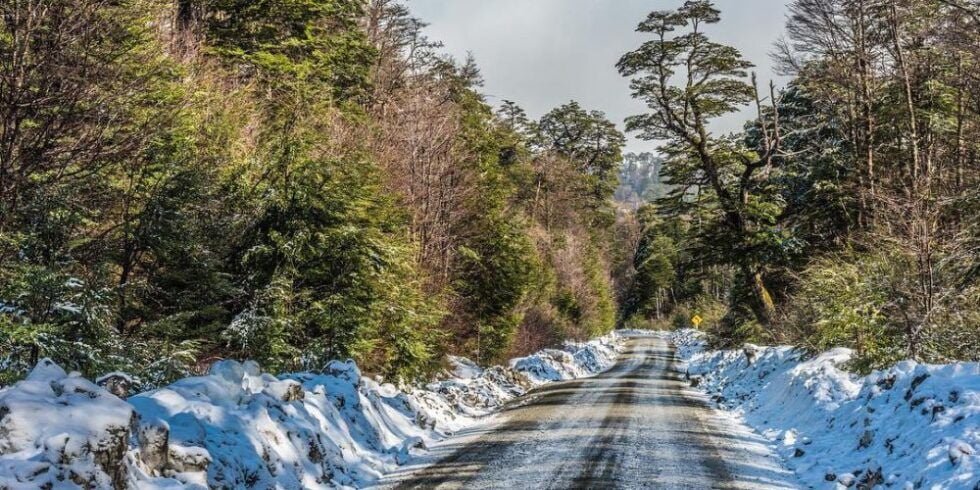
[787,253,904,372]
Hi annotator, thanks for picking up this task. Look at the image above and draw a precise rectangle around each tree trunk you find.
[746,266,776,326]
[176,0,196,31]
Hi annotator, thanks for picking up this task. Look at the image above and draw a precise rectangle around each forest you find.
[0,0,630,386]
[1,0,979,389]
[619,0,980,370]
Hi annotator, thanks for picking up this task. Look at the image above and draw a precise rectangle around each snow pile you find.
[0,333,622,489]
[668,330,980,490]
[511,334,620,385]
[124,359,443,488]
[419,332,621,423]
[0,360,135,489]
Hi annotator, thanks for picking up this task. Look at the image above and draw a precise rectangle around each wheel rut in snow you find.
[375,335,800,490]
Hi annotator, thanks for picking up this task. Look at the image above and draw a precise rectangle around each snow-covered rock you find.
[0,359,136,488]
[0,333,623,488]
[667,329,980,490]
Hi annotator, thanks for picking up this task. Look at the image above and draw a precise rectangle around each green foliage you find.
[205,0,375,101]
[581,245,617,337]
[0,0,686,388]
[623,209,679,321]
[5,0,980,392]
[617,1,755,136]
[535,101,626,203]
[618,0,799,329]
[0,259,112,380]
[619,204,716,327]
[455,188,538,363]
[787,253,904,372]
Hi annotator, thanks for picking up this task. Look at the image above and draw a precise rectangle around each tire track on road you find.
[374,335,798,490]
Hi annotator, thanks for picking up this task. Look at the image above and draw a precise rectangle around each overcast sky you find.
[408,0,790,153]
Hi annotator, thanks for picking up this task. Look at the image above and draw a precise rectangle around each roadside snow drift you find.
[0,333,621,489]
[668,330,979,490]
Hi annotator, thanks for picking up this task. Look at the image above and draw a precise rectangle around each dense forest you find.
[618,0,980,370]
[1,0,979,388]
[0,0,628,385]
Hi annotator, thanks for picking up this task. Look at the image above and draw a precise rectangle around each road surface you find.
[375,334,800,489]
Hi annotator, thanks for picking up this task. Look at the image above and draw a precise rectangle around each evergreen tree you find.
[617,0,794,333]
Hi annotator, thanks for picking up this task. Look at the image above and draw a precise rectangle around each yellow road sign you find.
[691,315,703,328]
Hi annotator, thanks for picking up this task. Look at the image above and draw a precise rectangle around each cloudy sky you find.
[408,0,790,153]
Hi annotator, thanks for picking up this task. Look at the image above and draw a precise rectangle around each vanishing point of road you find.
[375,334,800,489]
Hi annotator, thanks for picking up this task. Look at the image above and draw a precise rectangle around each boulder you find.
[96,373,134,399]
[137,419,170,474]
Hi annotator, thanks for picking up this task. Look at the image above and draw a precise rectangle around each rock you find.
[90,414,136,489]
[904,372,930,401]
[163,413,211,474]
[323,359,363,387]
[793,447,805,458]
[876,374,896,390]
[415,409,437,430]
[43,433,86,464]
[96,373,134,399]
[742,344,761,365]
[690,376,702,388]
[308,438,325,464]
[838,472,856,487]
[167,445,211,473]
[265,379,305,402]
[885,436,897,454]
[857,466,883,489]
[825,471,837,482]
[949,439,975,465]
[137,419,170,474]
[283,382,305,402]
[858,430,874,449]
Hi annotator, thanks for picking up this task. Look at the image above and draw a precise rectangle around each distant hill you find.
[615,152,666,209]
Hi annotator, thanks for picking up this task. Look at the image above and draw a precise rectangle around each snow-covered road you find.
[375,335,800,489]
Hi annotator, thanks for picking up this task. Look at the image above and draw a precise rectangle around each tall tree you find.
[617,0,788,329]
[535,102,626,203]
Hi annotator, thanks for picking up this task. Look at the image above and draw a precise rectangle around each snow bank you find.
[418,332,620,424]
[0,360,135,489]
[0,333,622,488]
[667,330,980,490]
[510,335,620,385]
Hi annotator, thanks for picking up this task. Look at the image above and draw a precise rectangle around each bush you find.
[786,253,904,372]
[621,315,655,331]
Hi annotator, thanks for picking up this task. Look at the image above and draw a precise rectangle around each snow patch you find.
[667,329,980,490]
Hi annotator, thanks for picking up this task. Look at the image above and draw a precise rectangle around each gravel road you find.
[374,334,800,489]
